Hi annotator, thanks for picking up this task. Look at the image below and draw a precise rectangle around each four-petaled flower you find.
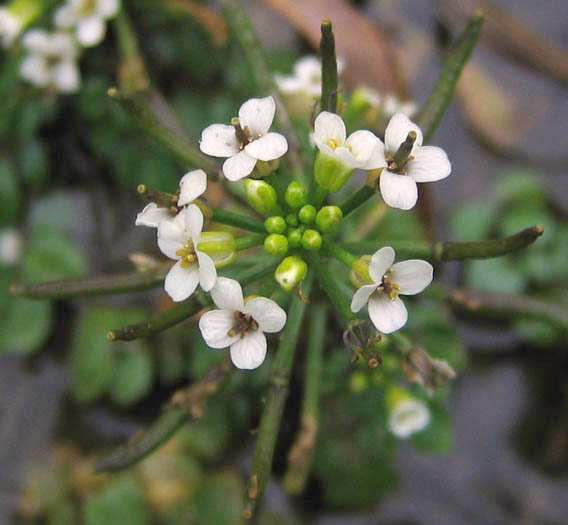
[54,0,120,47]
[388,398,430,438]
[136,169,207,228]
[199,96,288,182]
[350,246,433,334]
[19,29,80,93]
[379,113,451,210]
[157,204,216,302]
[199,277,287,369]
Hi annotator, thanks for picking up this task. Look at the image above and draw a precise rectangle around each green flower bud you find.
[285,213,298,227]
[287,228,303,248]
[301,229,322,251]
[244,179,282,217]
[284,181,307,209]
[197,231,237,269]
[349,255,372,288]
[298,205,317,225]
[264,216,286,234]
[314,152,355,193]
[274,255,308,291]
[385,386,415,411]
[252,159,280,178]
[264,234,289,256]
[315,205,343,234]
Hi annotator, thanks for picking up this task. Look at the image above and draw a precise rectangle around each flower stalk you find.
[211,208,266,233]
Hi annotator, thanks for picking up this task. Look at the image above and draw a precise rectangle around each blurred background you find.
[1,0,567,523]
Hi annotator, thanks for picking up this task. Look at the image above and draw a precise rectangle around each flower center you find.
[231,118,261,151]
[80,0,97,15]
[377,269,400,300]
[227,311,259,339]
[175,239,197,268]
[385,152,413,175]
[327,138,339,150]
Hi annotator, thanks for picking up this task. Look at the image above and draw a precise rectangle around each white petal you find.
[389,400,430,438]
[22,29,49,52]
[185,204,203,242]
[345,130,385,168]
[196,251,217,292]
[19,55,50,87]
[210,277,244,311]
[199,310,239,348]
[0,9,22,47]
[77,15,105,47]
[97,0,120,18]
[379,171,418,211]
[164,260,200,302]
[238,96,275,137]
[332,146,359,169]
[52,60,80,93]
[407,146,451,183]
[135,203,171,227]
[390,260,433,295]
[178,169,207,206]
[244,132,288,161]
[384,113,423,156]
[313,111,346,148]
[274,75,304,94]
[368,294,408,334]
[49,32,77,58]
[294,56,321,80]
[222,150,256,181]
[350,284,378,313]
[199,124,240,157]
[230,331,267,370]
[54,5,77,28]
[243,297,286,333]
[369,246,395,283]
[157,219,186,259]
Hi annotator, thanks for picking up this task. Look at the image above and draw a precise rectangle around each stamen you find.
[327,138,339,150]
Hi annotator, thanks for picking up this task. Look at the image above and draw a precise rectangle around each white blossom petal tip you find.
[389,400,430,438]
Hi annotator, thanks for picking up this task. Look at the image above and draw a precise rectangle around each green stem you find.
[236,234,266,251]
[283,303,327,494]
[219,0,306,185]
[306,252,355,323]
[95,358,232,472]
[10,264,172,299]
[320,19,338,113]
[312,185,328,208]
[321,240,357,268]
[339,186,375,217]
[243,273,314,519]
[418,11,485,142]
[211,208,266,233]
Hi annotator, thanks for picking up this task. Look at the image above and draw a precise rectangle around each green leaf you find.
[449,201,497,241]
[110,343,153,406]
[0,158,20,227]
[465,257,525,294]
[514,319,561,346]
[194,471,244,525]
[17,139,48,187]
[23,228,87,282]
[412,405,453,453]
[495,171,548,206]
[0,296,52,355]
[84,478,149,525]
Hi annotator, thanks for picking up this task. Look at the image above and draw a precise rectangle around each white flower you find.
[135,169,207,228]
[199,96,288,182]
[199,277,287,370]
[352,87,417,119]
[0,228,22,264]
[20,30,80,93]
[275,55,345,97]
[350,246,433,334]
[0,8,21,47]
[388,399,430,438]
[157,204,216,302]
[383,94,417,119]
[313,111,385,171]
[379,113,451,210]
[54,0,120,47]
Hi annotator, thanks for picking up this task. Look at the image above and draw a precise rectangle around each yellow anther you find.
[327,138,339,150]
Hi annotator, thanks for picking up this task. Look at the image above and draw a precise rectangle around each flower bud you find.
[287,228,303,248]
[298,205,317,225]
[349,255,372,288]
[197,231,237,269]
[285,213,298,227]
[386,386,430,438]
[274,255,307,291]
[315,206,343,234]
[244,179,282,217]
[314,151,355,193]
[264,216,286,234]
[284,181,307,209]
[252,159,280,178]
[264,234,289,257]
[301,229,322,251]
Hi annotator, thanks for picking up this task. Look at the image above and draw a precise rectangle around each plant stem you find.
[283,303,327,494]
[10,264,173,299]
[211,208,266,233]
[312,185,329,208]
[321,240,357,268]
[243,273,314,519]
[95,358,232,472]
[339,186,375,217]
[418,10,485,143]
[236,234,266,251]
[219,0,306,185]
[320,19,338,113]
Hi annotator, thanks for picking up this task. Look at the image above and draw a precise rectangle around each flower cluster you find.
[1,0,120,92]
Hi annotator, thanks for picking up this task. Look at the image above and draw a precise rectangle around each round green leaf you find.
[110,343,153,406]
